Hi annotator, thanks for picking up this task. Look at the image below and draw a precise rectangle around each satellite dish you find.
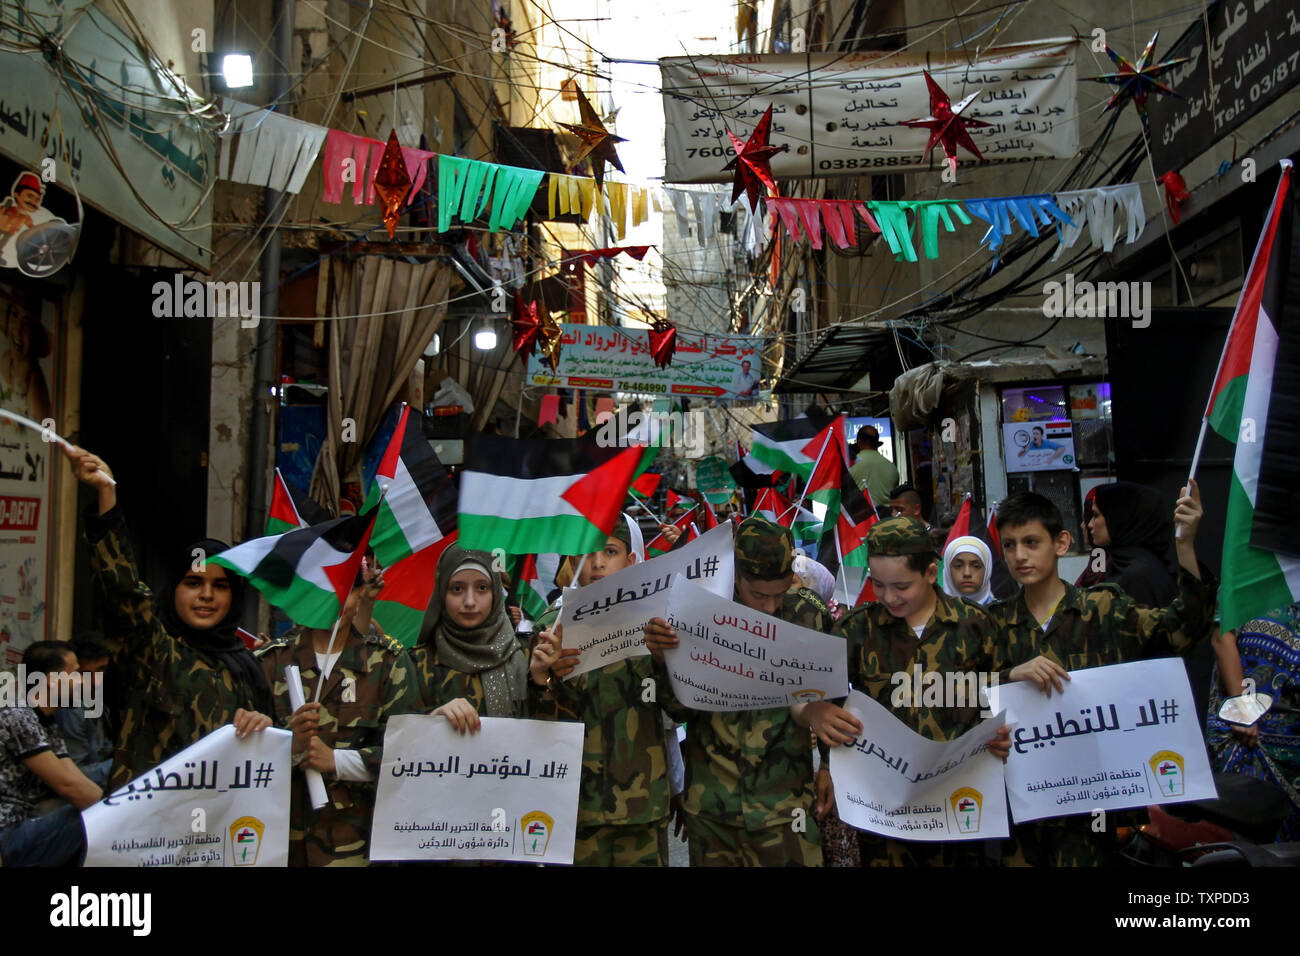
[13,179,83,279]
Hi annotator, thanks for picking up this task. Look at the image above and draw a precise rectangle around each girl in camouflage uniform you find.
[68,446,273,792]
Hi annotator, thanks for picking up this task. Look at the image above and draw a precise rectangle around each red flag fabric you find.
[942,494,973,557]
[630,472,662,499]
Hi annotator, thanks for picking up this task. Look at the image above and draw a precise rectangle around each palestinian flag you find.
[361,405,459,646]
[630,472,662,500]
[1203,160,1300,632]
[509,553,551,622]
[266,469,327,535]
[647,509,698,557]
[986,503,1001,557]
[211,508,379,629]
[754,487,820,540]
[817,457,879,574]
[745,407,837,478]
[697,499,720,531]
[667,490,697,511]
[459,433,644,556]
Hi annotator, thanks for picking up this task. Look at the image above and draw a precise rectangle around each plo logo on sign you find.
[520,810,553,856]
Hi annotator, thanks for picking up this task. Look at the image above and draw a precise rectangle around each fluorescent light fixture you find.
[474,326,497,350]
[221,53,254,89]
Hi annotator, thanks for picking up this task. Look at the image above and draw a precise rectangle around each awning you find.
[773,323,895,394]
[889,353,1106,429]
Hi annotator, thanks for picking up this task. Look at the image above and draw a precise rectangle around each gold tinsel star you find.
[558,82,625,188]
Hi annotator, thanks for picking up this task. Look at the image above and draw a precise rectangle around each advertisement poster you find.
[1003,420,1076,473]
[0,285,53,664]
[527,324,764,401]
[662,39,1078,182]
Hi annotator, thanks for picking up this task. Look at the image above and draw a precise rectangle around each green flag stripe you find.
[458,512,606,557]
[1208,374,1248,442]
[371,600,425,648]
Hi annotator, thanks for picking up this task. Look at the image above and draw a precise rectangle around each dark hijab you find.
[159,538,272,714]
[1093,482,1177,607]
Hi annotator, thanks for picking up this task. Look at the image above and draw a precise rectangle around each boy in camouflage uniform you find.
[809,517,1014,866]
[988,485,1216,866]
[644,517,833,866]
[258,562,420,866]
[530,516,673,866]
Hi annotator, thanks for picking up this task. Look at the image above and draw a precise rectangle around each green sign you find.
[695,456,735,505]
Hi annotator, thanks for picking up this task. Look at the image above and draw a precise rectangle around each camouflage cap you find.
[735,516,794,579]
[866,516,936,556]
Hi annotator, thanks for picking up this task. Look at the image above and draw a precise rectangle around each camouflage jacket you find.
[407,640,541,718]
[85,507,262,792]
[259,624,420,866]
[987,567,1218,676]
[655,589,834,831]
[530,597,671,828]
[834,589,1003,741]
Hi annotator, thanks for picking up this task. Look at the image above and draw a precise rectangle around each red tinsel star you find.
[899,71,992,171]
[511,295,542,357]
[647,320,677,369]
[723,105,788,210]
[372,129,412,238]
[558,83,625,189]
[1088,31,1188,127]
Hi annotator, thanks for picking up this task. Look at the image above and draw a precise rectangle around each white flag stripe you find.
[385,456,445,551]
[459,471,585,521]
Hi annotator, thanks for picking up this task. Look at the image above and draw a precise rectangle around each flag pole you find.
[315,484,386,692]
[630,495,665,525]
[1177,419,1211,540]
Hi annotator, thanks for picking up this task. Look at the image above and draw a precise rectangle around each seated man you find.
[53,632,114,786]
[0,641,102,866]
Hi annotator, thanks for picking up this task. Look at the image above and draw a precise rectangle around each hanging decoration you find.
[647,320,678,369]
[320,128,434,205]
[1051,184,1145,259]
[561,245,652,267]
[512,295,542,357]
[899,71,991,172]
[558,83,625,188]
[1157,170,1191,224]
[538,310,564,369]
[767,197,879,250]
[372,130,413,238]
[219,98,328,194]
[723,104,788,210]
[868,200,971,262]
[547,173,598,220]
[436,156,545,232]
[538,394,560,427]
[963,195,1075,269]
[1087,31,1188,126]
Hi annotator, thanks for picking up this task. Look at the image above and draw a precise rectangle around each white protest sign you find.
[370,714,584,863]
[990,658,1217,823]
[561,522,734,678]
[831,690,1009,841]
[82,725,291,867]
[663,573,848,711]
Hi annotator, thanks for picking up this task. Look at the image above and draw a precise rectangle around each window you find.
[1000,381,1113,553]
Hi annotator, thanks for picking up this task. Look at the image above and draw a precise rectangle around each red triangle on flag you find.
[941,494,972,557]
[561,444,644,539]
[377,405,410,480]
[321,507,380,606]
[269,468,304,529]
[986,505,1001,557]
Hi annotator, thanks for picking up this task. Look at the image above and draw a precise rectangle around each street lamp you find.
[220,52,254,89]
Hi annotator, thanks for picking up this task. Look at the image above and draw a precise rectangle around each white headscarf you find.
[792,554,835,604]
[942,535,994,605]
[622,513,644,563]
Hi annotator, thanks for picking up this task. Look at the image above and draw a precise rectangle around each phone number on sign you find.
[818,155,925,169]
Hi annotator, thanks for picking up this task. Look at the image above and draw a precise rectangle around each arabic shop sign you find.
[1149,0,1300,176]
[0,1,213,268]
[527,323,765,401]
[661,38,1078,182]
